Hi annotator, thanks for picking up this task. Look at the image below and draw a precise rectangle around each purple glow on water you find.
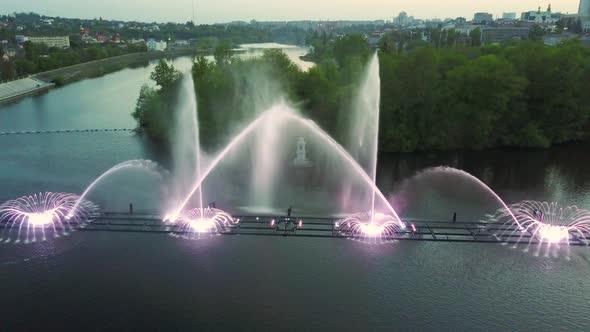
[169,207,237,240]
[490,200,590,257]
[0,192,98,244]
[167,103,402,224]
[335,212,404,244]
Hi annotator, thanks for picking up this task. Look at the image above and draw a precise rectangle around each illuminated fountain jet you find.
[334,211,405,243]
[169,207,238,240]
[164,103,404,239]
[491,201,590,258]
[0,192,98,244]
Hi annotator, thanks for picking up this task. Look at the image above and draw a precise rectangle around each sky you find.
[1,0,580,24]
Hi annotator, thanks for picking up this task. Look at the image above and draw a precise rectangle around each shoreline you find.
[0,49,199,105]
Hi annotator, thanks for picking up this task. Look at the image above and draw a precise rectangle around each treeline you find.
[134,36,590,152]
[1,41,147,80]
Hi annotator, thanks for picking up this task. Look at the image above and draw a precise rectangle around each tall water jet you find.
[168,73,204,216]
[346,53,381,220]
[248,108,289,210]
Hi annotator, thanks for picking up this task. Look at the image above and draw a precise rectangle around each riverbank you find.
[0,49,199,104]
[34,49,200,86]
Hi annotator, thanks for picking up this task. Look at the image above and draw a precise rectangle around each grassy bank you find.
[34,49,200,85]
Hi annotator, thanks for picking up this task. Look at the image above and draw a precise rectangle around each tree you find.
[23,41,41,61]
[333,34,370,66]
[14,59,37,75]
[0,60,17,80]
[214,43,232,66]
[150,59,181,90]
[446,55,527,148]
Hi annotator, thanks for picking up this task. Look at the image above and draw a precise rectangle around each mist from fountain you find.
[248,112,289,210]
[346,53,381,221]
[166,102,402,224]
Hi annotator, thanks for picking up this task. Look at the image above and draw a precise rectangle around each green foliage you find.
[0,60,17,80]
[51,75,65,86]
[11,41,147,77]
[135,37,590,153]
[150,59,181,90]
[133,60,181,142]
[333,35,370,66]
[213,43,233,66]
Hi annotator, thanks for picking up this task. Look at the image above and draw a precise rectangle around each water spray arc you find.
[68,159,162,218]
[166,104,402,227]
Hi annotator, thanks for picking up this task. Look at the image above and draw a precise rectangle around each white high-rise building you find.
[579,0,590,16]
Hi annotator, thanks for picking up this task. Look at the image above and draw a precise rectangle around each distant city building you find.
[455,24,480,35]
[502,12,517,20]
[481,27,530,44]
[394,12,414,27]
[81,34,97,43]
[27,36,70,48]
[580,0,590,16]
[147,39,167,51]
[455,17,467,25]
[521,6,562,25]
[580,0,590,31]
[473,12,494,24]
[95,33,109,43]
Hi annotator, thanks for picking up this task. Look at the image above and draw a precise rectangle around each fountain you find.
[3,52,588,254]
[0,192,98,243]
[68,159,163,218]
[168,73,204,219]
[344,53,381,220]
[170,207,237,240]
[335,211,405,243]
[489,201,590,257]
[166,102,403,229]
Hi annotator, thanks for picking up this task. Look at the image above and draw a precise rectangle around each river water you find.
[0,49,589,330]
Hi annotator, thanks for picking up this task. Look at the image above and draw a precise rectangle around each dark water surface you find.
[1,57,589,331]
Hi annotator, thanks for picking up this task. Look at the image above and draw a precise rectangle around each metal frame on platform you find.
[3,212,588,247]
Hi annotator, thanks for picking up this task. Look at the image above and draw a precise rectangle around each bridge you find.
[5,212,585,246]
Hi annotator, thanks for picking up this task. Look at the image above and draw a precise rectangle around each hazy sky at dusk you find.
[1,0,580,24]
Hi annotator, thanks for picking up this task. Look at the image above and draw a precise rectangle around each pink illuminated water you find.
[167,103,402,223]
[169,73,204,217]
